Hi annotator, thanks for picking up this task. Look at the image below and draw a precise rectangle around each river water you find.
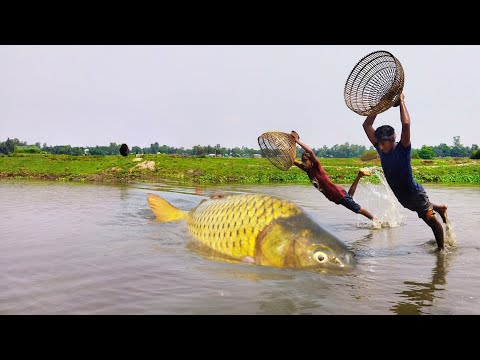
[1,179,478,314]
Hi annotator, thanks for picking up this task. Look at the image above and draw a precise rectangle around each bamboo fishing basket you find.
[258,131,297,171]
[344,50,404,116]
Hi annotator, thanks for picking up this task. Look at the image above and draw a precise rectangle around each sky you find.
[1,45,479,150]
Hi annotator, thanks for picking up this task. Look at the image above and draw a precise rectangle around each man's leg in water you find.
[339,195,376,221]
[345,170,376,221]
[423,209,445,250]
[358,207,375,221]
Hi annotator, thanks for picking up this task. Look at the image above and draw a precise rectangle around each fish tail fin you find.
[147,193,187,222]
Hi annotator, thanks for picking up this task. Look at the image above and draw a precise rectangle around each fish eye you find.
[313,251,328,263]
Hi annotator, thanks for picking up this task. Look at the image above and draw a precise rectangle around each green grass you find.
[0,153,479,184]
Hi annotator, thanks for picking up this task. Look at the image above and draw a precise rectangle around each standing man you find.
[362,94,448,250]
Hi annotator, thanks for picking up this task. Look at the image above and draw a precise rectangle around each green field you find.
[0,153,479,184]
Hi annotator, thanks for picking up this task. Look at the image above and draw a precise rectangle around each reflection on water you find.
[1,180,480,314]
[390,252,452,315]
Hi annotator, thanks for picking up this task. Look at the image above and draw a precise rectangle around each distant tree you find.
[453,136,461,147]
[450,136,470,157]
[433,143,450,157]
[176,147,186,155]
[471,149,480,159]
[418,145,435,159]
[150,142,160,154]
[15,146,41,154]
[88,146,107,155]
[3,137,478,159]
[0,138,16,154]
[131,146,142,154]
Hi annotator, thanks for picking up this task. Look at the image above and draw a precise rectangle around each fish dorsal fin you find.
[147,193,187,222]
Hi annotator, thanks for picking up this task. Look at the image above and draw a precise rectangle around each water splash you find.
[444,220,457,249]
[355,166,405,229]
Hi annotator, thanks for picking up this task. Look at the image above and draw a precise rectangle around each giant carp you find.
[147,192,355,272]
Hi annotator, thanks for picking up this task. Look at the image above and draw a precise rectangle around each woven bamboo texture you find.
[258,131,296,171]
[344,50,404,116]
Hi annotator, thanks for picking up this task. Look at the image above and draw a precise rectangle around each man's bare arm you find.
[291,130,316,158]
[295,139,315,157]
[398,94,411,148]
[363,115,377,146]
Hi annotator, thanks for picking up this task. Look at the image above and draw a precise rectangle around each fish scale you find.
[185,194,300,259]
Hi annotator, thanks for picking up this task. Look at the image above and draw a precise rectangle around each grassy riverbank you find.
[0,153,479,184]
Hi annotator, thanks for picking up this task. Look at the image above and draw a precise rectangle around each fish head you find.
[257,214,356,272]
